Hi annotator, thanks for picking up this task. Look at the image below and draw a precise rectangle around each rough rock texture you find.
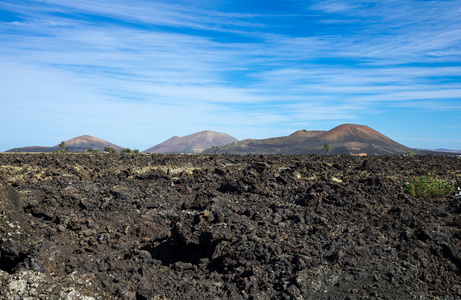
[0,153,460,299]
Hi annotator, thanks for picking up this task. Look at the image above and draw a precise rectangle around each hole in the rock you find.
[0,251,28,274]
[136,294,148,300]
[143,233,219,266]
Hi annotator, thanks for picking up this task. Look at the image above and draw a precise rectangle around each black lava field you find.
[1,153,460,299]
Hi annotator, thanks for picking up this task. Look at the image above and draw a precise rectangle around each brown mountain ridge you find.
[6,135,124,153]
[204,124,424,155]
[5,124,450,155]
[58,135,124,152]
[142,131,238,154]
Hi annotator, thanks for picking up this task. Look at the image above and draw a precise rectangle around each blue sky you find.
[1,0,460,151]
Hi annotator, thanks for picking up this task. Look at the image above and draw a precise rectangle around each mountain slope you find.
[316,124,413,155]
[6,135,124,153]
[143,131,239,154]
[204,124,416,155]
[5,146,59,153]
[59,135,124,152]
[289,130,326,138]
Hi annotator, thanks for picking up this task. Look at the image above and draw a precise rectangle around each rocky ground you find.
[0,153,460,299]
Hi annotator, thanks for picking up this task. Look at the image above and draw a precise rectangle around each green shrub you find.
[120,148,140,154]
[405,173,456,198]
[86,148,101,154]
[104,146,119,153]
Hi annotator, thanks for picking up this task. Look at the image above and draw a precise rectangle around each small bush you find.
[405,173,456,198]
[104,146,119,153]
[120,148,140,154]
[86,148,101,154]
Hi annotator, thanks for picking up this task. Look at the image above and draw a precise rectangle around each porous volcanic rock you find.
[0,153,460,299]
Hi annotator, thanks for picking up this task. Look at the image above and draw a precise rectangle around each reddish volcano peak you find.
[55,135,124,151]
[63,135,107,145]
[319,124,394,143]
[289,130,326,138]
[143,130,238,154]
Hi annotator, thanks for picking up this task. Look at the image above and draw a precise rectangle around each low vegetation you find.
[100,147,140,154]
[405,173,456,198]
[323,143,332,155]
[86,148,101,154]
[121,148,140,154]
[104,146,119,153]
[58,141,66,151]
[53,141,69,153]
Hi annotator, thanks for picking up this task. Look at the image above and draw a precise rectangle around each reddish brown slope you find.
[6,135,124,153]
[319,124,397,144]
[316,124,411,155]
[289,130,326,138]
[58,135,124,152]
[143,131,238,154]
[205,124,415,155]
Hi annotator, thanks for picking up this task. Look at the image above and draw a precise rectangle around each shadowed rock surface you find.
[0,153,460,299]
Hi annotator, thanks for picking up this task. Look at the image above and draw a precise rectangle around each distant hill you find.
[143,131,239,154]
[6,146,59,153]
[316,124,413,155]
[422,148,461,154]
[289,130,326,138]
[204,124,428,155]
[6,135,124,153]
[59,135,124,152]
[5,126,455,155]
